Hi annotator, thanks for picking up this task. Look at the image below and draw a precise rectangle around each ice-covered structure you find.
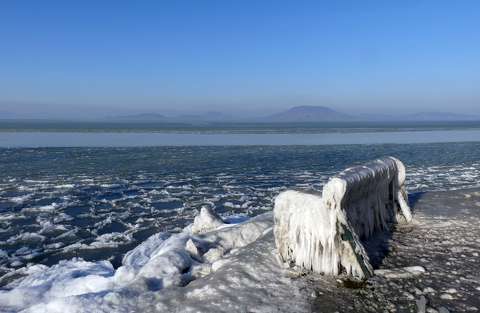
[274,157,412,279]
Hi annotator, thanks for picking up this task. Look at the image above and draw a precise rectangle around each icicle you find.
[273,157,412,279]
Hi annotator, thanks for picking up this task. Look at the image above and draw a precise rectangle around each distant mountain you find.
[110,111,235,123]
[264,105,352,122]
[351,111,480,122]
[112,113,167,121]
[401,112,480,121]
[0,111,15,119]
[107,108,479,124]
[175,111,233,122]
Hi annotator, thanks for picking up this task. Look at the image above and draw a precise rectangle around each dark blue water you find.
[0,143,479,281]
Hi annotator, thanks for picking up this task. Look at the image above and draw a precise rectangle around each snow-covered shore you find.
[1,188,480,312]
[0,209,275,312]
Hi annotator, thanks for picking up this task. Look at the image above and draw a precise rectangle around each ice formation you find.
[374,266,426,279]
[191,206,225,234]
[274,157,412,279]
[0,211,272,312]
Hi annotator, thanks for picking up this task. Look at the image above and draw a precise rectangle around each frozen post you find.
[274,157,412,279]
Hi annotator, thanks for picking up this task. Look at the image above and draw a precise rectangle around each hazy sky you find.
[1,1,479,118]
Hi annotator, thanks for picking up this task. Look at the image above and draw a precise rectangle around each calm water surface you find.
[1,129,480,147]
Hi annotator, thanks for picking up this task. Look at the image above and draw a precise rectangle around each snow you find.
[0,259,114,310]
[1,224,311,313]
[0,210,273,312]
[274,157,412,279]
[190,207,224,234]
[113,231,193,289]
[374,266,426,279]
[147,228,310,313]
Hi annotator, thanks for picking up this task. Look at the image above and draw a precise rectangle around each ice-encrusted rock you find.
[191,207,225,234]
[274,157,412,279]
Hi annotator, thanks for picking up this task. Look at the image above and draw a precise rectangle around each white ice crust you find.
[274,157,412,279]
[191,207,225,234]
[0,211,272,313]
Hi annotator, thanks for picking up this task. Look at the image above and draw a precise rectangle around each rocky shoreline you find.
[300,188,480,312]
[342,188,480,313]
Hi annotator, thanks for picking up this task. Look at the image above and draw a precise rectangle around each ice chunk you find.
[374,266,426,279]
[0,259,114,310]
[191,207,225,234]
[114,232,192,287]
[185,238,202,261]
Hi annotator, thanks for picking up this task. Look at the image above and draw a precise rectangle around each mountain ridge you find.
[80,106,480,123]
[262,105,353,122]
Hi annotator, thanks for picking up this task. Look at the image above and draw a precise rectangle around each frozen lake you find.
[1,129,480,147]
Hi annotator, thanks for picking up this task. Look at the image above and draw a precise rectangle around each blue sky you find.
[1,1,479,118]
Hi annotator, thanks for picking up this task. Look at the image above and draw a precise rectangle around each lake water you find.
[1,129,480,147]
[1,142,480,281]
